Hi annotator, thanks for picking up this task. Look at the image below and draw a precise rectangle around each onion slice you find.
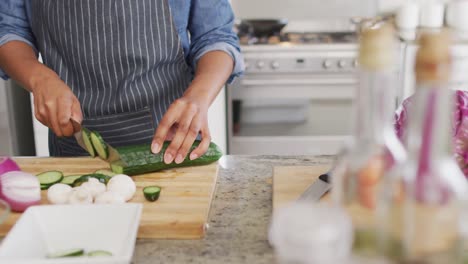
[0,171,41,212]
[0,157,20,175]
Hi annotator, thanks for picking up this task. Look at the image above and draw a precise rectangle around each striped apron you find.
[30,0,192,156]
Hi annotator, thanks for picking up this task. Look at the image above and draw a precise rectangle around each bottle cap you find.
[415,31,452,84]
[358,24,397,70]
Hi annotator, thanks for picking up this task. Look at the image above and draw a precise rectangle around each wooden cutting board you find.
[273,165,331,210]
[0,157,219,239]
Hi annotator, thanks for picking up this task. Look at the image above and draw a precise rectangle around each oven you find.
[227,44,360,155]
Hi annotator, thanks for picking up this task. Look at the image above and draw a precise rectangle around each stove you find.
[226,20,395,156]
[239,32,358,46]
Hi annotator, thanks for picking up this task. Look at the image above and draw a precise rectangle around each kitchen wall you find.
[231,0,378,19]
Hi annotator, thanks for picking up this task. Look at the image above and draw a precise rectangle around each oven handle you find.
[240,78,358,86]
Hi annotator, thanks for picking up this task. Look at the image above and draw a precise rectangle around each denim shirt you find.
[0,0,244,83]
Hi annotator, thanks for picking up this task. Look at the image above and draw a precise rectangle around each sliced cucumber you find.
[47,248,84,258]
[60,175,83,186]
[143,186,161,202]
[94,169,117,177]
[87,250,113,257]
[90,131,108,160]
[40,184,50,190]
[82,128,96,158]
[72,174,111,187]
[37,171,63,188]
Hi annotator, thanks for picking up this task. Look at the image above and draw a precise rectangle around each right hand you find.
[32,75,82,137]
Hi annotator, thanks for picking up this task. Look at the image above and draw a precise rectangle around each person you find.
[0,0,243,164]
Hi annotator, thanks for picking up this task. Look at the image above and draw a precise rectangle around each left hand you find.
[151,95,211,164]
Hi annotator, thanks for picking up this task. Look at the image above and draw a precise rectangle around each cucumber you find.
[87,250,113,257]
[47,248,84,258]
[110,141,222,175]
[72,174,111,187]
[37,171,63,189]
[90,131,108,160]
[143,186,161,202]
[82,128,96,157]
[94,169,117,177]
[60,175,83,186]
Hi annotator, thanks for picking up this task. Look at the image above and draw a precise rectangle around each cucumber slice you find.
[47,248,84,258]
[94,169,117,177]
[143,186,161,202]
[37,171,63,186]
[40,184,50,190]
[87,250,113,257]
[72,174,111,187]
[60,175,83,186]
[90,132,108,160]
[82,128,96,158]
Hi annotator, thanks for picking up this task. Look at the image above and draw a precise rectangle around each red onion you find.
[0,171,41,212]
[0,157,20,175]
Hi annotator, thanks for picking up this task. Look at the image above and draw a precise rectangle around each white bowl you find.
[0,203,142,264]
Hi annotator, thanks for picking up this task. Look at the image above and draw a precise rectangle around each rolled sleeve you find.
[0,0,38,80]
[188,0,244,84]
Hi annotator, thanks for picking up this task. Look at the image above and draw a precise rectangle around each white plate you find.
[0,203,142,264]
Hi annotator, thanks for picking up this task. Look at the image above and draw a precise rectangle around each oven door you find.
[227,74,356,155]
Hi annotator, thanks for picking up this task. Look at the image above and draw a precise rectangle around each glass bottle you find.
[331,24,407,259]
[380,31,468,263]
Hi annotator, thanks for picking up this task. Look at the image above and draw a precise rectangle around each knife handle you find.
[319,173,330,183]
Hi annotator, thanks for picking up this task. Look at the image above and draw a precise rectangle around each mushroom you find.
[95,191,126,204]
[68,186,93,204]
[107,174,136,202]
[80,178,106,199]
[47,183,72,204]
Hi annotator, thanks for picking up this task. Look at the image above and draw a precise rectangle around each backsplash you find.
[231,0,378,20]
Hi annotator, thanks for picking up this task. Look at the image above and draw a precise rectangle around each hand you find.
[32,75,82,137]
[151,96,211,164]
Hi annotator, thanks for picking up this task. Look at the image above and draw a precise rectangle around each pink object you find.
[0,157,20,176]
[395,90,468,177]
[0,171,41,212]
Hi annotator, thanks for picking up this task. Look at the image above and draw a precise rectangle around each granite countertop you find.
[133,155,333,264]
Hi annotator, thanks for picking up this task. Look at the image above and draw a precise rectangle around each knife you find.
[70,118,121,162]
[297,172,331,202]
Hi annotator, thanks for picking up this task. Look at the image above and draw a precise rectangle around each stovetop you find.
[239,32,358,46]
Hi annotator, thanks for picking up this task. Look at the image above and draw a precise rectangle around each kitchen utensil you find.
[0,157,219,239]
[395,1,420,29]
[446,0,468,31]
[0,204,142,264]
[273,165,331,210]
[419,0,445,28]
[239,19,288,37]
[297,173,331,202]
[70,118,121,162]
[70,118,86,150]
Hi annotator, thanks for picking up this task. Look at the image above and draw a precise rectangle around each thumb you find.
[70,99,83,124]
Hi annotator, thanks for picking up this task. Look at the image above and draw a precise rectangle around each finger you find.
[36,94,51,127]
[151,104,179,154]
[57,96,74,137]
[175,116,201,164]
[33,95,46,126]
[46,99,63,137]
[189,126,211,160]
[70,98,83,124]
[165,109,198,164]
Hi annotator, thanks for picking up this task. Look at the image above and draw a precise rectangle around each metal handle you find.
[241,78,358,87]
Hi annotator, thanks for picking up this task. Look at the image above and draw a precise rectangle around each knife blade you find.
[70,118,87,150]
[70,118,121,162]
[297,173,331,202]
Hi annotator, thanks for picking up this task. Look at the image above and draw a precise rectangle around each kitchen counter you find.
[133,155,332,264]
